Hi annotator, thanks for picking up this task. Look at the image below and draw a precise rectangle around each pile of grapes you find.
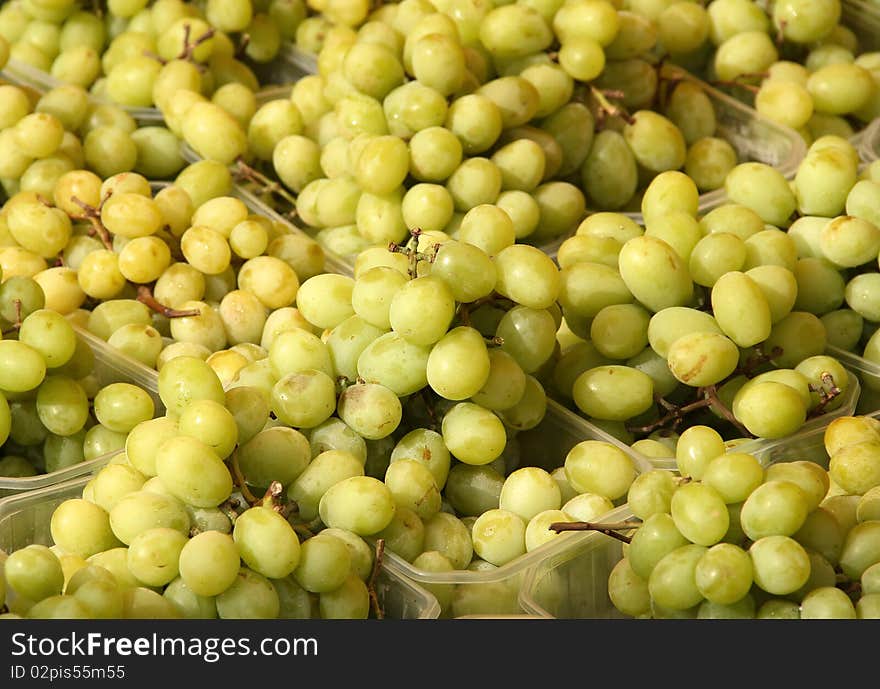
[599,414,880,619]
[0,0,878,621]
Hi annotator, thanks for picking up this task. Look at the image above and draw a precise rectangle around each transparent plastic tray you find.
[278,43,318,78]
[2,57,165,125]
[0,476,441,619]
[862,117,880,164]
[0,331,164,498]
[1,56,303,126]
[828,345,880,415]
[379,398,654,618]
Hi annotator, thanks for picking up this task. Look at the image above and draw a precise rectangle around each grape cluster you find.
[602,414,880,619]
[0,0,299,110]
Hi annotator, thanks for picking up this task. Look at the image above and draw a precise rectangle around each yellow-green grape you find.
[426,326,490,401]
[178,531,240,597]
[626,469,677,520]
[564,440,636,501]
[50,498,122,559]
[623,110,687,174]
[573,365,654,422]
[580,129,638,211]
[694,542,753,605]
[641,171,699,226]
[389,276,454,346]
[666,331,740,387]
[713,30,778,82]
[749,535,811,595]
[318,475,396,536]
[470,509,527,566]
[710,271,772,347]
[724,162,797,227]
[684,137,738,192]
[493,244,560,310]
[627,512,689,582]
[807,63,876,116]
[647,307,722,359]
[441,402,506,466]
[676,425,725,481]
[605,10,657,60]
[479,4,553,60]
[819,216,880,269]
[795,148,858,218]
[688,233,746,288]
[670,482,729,546]
[733,381,808,440]
[155,435,233,508]
[755,80,814,130]
[648,543,708,611]
[828,441,880,496]
[233,506,301,580]
[618,236,693,314]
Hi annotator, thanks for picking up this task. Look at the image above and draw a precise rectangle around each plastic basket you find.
[0,476,441,619]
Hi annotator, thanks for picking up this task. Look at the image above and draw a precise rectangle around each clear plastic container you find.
[379,398,654,618]
[278,44,318,78]
[0,330,164,498]
[517,504,636,619]
[1,57,165,125]
[828,345,880,415]
[861,117,880,164]
[0,476,441,619]
[1,56,303,126]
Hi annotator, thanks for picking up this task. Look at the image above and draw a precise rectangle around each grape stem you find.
[628,385,754,439]
[388,228,438,279]
[235,33,251,60]
[69,194,114,250]
[807,373,841,419]
[136,285,201,319]
[219,497,244,525]
[709,79,760,94]
[589,85,635,126]
[233,157,299,217]
[0,299,23,336]
[368,538,386,620]
[548,521,641,544]
[228,450,260,507]
[734,346,783,378]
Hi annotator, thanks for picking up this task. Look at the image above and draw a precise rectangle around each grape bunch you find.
[691,0,880,143]
[549,158,859,455]
[599,413,880,619]
[0,78,187,201]
[0,296,159,481]
[0,0,300,110]
[164,0,797,265]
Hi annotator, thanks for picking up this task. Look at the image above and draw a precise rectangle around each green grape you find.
[648,543,708,611]
[50,498,122,559]
[623,110,687,174]
[441,402,506,466]
[627,470,677,520]
[670,482,730,546]
[710,271,773,347]
[732,381,808,440]
[580,129,638,209]
[740,480,810,541]
[154,436,232,508]
[90,463,147,513]
[287,450,364,522]
[493,244,560,311]
[231,507,301,580]
[175,531,240,598]
[724,163,797,227]
[157,356,225,416]
[608,557,651,617]
[93,383,154,434]
[564,440,636,500]
[4,545,64,603]
[749,535,811,595]
[426,326,490,401]
[799,586,857,619]
[236,426,310,493]
[618,236,693,314]
[293,533,352,594]
[694,542,753,605]
[318,476,396,536]
[357,331,430,396]
[468,508,526,566]
[839,521,880,579]
[647,307,722,359]
[745,265,798,324]
[573,365,654,422]
[666,331,740,387]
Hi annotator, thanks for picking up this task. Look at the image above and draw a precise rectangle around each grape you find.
[667,331,740,387]
[749,536,811,595]
[155,436,233,508]
[4,545,64,602]
[670,482,730,546]
[293,533,351,593]
[319,476,396,536]
[126,527,187,588]
[564,440,636,501]
[608,557,650,618]
[627,470,677,520]
[441,402,506,466]
[471,509,526,566]
[572,365,654,422]
[741,480,811,541]
[694,543,753,605]
[648,543,707,611]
